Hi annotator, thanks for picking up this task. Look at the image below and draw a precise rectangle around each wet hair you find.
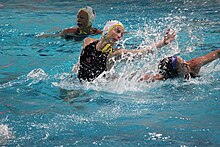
[158,56,178,79]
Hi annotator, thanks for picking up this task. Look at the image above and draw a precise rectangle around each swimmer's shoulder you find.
[90,27,102,35]
[61,27,78,36]
[83,38,98,49]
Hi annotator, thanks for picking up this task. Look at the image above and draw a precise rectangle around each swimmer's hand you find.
[163,28,176,45]
[155,28,176,48]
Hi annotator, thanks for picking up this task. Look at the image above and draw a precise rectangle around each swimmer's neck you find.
[79,26,92,33]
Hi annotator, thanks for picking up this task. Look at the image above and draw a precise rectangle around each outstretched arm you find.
[192,48,220,66]
[60,27,78,36]
[37,27,77,38]
[154,28,176,48]
[139,73,164,82]
[109,29,176,58]
[187,48,220,76]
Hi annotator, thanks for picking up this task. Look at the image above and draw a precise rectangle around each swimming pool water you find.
[0,0,220,146]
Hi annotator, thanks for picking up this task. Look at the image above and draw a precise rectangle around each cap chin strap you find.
[102,44,113,54]
[79,29,88,35]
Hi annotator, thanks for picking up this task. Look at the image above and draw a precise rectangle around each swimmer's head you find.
[77,6,96,28]
[102,20,124,39]
[158,56,178,79]
[158,56,191,79]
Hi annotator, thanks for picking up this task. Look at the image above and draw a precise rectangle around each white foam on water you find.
[27,68,48,80]
[0,124,14,144]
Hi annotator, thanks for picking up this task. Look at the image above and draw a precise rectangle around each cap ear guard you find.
[84,6,96,16]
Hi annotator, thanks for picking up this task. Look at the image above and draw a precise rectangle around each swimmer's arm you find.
[128,29,176,53]
[110,29,175,58]
[155,28,176,48]
[60,27,78,37]
[91,28,102,35]
[37,27,78,38]
[137,29,175,49]
[95,29,102,34]
[130,29,175,54]
[139,74,164,82]
[108,48,153,59]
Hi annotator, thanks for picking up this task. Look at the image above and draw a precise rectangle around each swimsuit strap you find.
[79,29,88,35]
[102,44,113,54]
[76,28,88,35]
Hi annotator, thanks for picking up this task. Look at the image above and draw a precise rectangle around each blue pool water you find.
[0,0,220,146]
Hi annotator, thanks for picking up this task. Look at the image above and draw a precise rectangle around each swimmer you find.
[139,48,220,81]
[74,20,176,82]
[38,6,102,41]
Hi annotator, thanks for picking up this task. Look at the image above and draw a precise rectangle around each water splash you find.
[64,15,217,95]
[26,68,48,86]
[0,124,14,144]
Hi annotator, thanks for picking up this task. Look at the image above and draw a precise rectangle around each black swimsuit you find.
[64,28,98,41]
[77,40,110,82]
[63,28,87,41]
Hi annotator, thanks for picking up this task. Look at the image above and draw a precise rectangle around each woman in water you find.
[39,6,102,41]
[139,48,220,81]
[74,20,176,82]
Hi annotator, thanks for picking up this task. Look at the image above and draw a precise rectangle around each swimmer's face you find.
[176,57,191,78]
[107,25,124,44]
[77,10,89,29]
